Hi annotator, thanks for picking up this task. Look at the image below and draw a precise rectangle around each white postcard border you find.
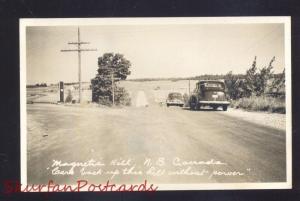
[20,16,292,191]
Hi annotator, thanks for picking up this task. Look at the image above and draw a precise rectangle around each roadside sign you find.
[59,81,64,102]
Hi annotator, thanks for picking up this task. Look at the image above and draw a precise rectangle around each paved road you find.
[27,101,286,185]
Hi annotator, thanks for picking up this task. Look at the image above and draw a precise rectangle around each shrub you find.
[224,71,246,99]
[98,96,112,106]
[183,93,189,106]
[65,90,73,103]
[231,96,285,114]
[225,56,279,99]
[114,87,131,106]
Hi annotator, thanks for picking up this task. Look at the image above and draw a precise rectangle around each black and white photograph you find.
[20,17,292,190]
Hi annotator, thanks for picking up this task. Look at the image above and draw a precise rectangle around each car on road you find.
[189,80,230,111]
[166,92,184,107]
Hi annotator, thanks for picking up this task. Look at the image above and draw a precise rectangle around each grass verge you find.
[230,96,285,114]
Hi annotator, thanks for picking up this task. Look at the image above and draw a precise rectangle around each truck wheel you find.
[222,105,228,111]
[213,106,218,110]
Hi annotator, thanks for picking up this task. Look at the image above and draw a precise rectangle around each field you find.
[27,83,92,104]
[27,80,198,105]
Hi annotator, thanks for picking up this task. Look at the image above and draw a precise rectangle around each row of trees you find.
[129,74,246,82]
[224,56,285,100]
[26,83,47,88]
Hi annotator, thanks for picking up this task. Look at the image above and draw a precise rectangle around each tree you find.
[91,53,131,105]
[270,68,285,95]
[244,56,258,97]
[224,71,245,99]
[256,56,275,95]
[225,56,277,99]
[243,56,275,97]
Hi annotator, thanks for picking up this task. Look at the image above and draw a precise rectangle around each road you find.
[26,95,286,186]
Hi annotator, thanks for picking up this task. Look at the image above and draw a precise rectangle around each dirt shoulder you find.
[222,108,286,131]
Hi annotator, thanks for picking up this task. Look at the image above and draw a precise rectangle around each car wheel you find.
[167,104,169,107]
[190,102,196,110]
[222,105,228,111]
[189,97,198,110]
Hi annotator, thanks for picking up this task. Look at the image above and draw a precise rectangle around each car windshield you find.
[199,82,225,91]
[168,93,182,99]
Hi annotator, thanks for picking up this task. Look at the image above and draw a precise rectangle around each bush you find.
[183,93,189,107]
[231,96,285,114]
[98,96,112,106]
[94,87,131,106]
[114,87,131,106]
[65,90,73,103]
[224,71,246,99]
[225,56,282,99]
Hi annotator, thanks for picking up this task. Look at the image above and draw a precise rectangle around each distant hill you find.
[127,73,284,82]
[127,74,245,82]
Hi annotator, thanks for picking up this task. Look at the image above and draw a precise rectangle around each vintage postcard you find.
[20,17,291,191]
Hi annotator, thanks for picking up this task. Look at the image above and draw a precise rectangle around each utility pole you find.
[101,67,117,106]
[61,27,97,103]
[188,79,191,96]
[111,72,115,106]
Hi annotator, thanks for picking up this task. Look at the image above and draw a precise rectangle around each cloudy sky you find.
[26,23,285,84]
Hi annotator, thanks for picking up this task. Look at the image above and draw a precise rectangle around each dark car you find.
[189,80,230,111]
[166,92,184,107]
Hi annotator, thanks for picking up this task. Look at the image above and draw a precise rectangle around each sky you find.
[26,23,285,85]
